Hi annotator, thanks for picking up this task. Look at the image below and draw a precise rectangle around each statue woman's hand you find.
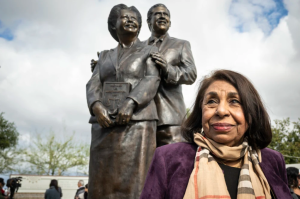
[116,99,136,125]
[92,101,114,128]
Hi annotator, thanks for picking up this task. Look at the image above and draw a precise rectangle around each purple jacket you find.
[140,142,291,199]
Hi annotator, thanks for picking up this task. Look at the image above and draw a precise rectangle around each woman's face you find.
[115,9,139,36]
[202,80,248,147]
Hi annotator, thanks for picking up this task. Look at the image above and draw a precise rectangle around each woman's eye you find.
[230,99,240,104]
[207,99,217,104]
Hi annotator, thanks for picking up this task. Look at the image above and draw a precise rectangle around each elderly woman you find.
[86,4,160,199]
[287,167,300,198]
[140,70,291,199]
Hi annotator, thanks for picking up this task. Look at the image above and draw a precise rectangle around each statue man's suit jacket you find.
[86,40,160,123]
[146,34,197,126]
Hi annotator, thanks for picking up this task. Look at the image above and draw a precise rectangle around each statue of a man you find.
[86,4,160,198]
[146,4,197,147]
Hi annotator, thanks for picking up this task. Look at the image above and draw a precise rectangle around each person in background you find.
[287,167,300,199]
[74,180,84,199]
[84,184,88,199]
[0,178,5,196]
[45,179,62,199]
[0,179,8,199]
[140,70,291,199]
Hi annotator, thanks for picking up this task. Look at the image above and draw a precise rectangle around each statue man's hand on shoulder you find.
[90,52,100,72]
[150,52,168,74]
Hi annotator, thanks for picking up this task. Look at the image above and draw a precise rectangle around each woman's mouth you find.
[125,23,136,28]
[211,123,234,131]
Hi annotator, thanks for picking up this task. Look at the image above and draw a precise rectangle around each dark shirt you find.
[216,163,276,199]
[291,188,300,199]
[74,187,85,199]
[218,163,240,199]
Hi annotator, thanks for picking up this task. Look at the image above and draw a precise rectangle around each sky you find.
[0,0,300,145]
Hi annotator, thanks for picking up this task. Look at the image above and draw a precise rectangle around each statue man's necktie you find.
[152,38,162,48]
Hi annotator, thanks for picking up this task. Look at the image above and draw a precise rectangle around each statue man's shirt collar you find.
[149,34,167,47]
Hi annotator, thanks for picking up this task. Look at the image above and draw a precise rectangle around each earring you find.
[200,128,205,136]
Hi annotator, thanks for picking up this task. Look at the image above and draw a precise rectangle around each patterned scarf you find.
[183,133,271,199]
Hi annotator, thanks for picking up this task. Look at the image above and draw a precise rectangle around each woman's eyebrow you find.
[205,91,218,97]
[227,92,239,98]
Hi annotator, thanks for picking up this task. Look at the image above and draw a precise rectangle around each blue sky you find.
[0,20,14,41]
[230,0,288,35]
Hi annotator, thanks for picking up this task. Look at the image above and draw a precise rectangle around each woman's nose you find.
[215,102,230,117]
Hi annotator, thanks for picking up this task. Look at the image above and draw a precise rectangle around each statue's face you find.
[149,6,170,34]
[115,9,139,36]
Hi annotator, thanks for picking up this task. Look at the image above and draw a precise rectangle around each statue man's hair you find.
[108,4,142,42]
[147,4,171,24]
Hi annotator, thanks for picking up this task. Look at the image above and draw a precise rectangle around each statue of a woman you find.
[86,4,160,199]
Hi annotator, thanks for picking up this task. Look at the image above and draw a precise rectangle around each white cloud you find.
[0,0,299,145]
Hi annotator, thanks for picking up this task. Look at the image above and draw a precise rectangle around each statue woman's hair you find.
[108,4,142,42]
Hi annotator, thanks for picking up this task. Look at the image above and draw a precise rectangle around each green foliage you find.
[269,118,300,164]
[24,131,89,175]
[0,112,19,149]
[0,112,21,173]
[0,147,22,174]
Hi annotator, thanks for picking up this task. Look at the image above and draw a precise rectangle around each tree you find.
[0,112,19,149]
[0,112,21,173]
[24,131,89,175]
[0,147,22,173]
[269,118,300,164]
[268,118,290,152]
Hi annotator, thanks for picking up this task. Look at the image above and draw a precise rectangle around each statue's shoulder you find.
[98,49,110,60]
[168,36,188,44]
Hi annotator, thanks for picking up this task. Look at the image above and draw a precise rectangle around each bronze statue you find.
[86,4,160,199]
[145,4,197,147]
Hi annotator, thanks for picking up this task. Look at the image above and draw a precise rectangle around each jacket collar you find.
[109,38,142,69]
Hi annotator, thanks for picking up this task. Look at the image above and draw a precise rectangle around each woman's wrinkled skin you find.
[202,80,249,147]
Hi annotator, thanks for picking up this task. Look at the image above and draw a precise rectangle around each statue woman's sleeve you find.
[86,51,106,116]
